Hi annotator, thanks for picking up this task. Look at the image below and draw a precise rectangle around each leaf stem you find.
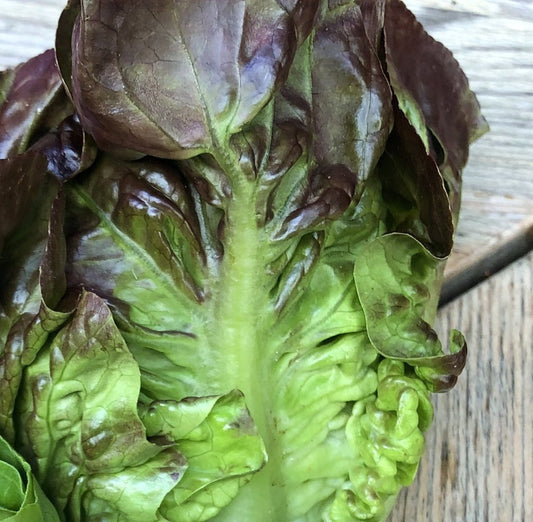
[208,150,285,520]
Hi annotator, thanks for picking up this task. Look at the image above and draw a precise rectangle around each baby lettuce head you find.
[0,1,487,520]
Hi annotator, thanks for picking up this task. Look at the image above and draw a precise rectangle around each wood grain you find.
[390,251,533,522]
[0,0,64,67]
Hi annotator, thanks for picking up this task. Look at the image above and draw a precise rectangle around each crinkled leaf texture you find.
[0,0,487,521]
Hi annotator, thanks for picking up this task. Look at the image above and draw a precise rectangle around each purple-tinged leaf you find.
[66,0,319,159]
[384,0,488,211]
[0,50,72,160]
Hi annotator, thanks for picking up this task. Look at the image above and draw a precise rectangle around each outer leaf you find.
[0,150,64,439]
[0,115,93,440]
[66,0,320,159]
[14,292,186,520]
[0,50,72,160]
[353,233,467,392]
[383,0,489,214]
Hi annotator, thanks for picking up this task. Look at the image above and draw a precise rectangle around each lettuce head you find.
[0,1,487,520]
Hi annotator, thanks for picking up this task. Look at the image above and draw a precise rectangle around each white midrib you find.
[212,177,265,403]
[208,155,284,521]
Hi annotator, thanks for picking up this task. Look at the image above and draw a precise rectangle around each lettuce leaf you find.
[0,435,60,521]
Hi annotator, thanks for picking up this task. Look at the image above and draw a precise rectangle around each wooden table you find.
[1,1,531,521]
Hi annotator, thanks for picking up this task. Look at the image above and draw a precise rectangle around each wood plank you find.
[405,0,533,18]
[390,250,533,521]
[0,0,64,67]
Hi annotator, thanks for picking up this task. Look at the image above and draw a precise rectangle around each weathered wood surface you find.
[390,251,533,522]
[0,0,63,67]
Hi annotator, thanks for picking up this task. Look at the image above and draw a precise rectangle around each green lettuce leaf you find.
[14,291,186,521]
[353,233,467,392]
[0,435,60,521]
[140,390,267,521]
